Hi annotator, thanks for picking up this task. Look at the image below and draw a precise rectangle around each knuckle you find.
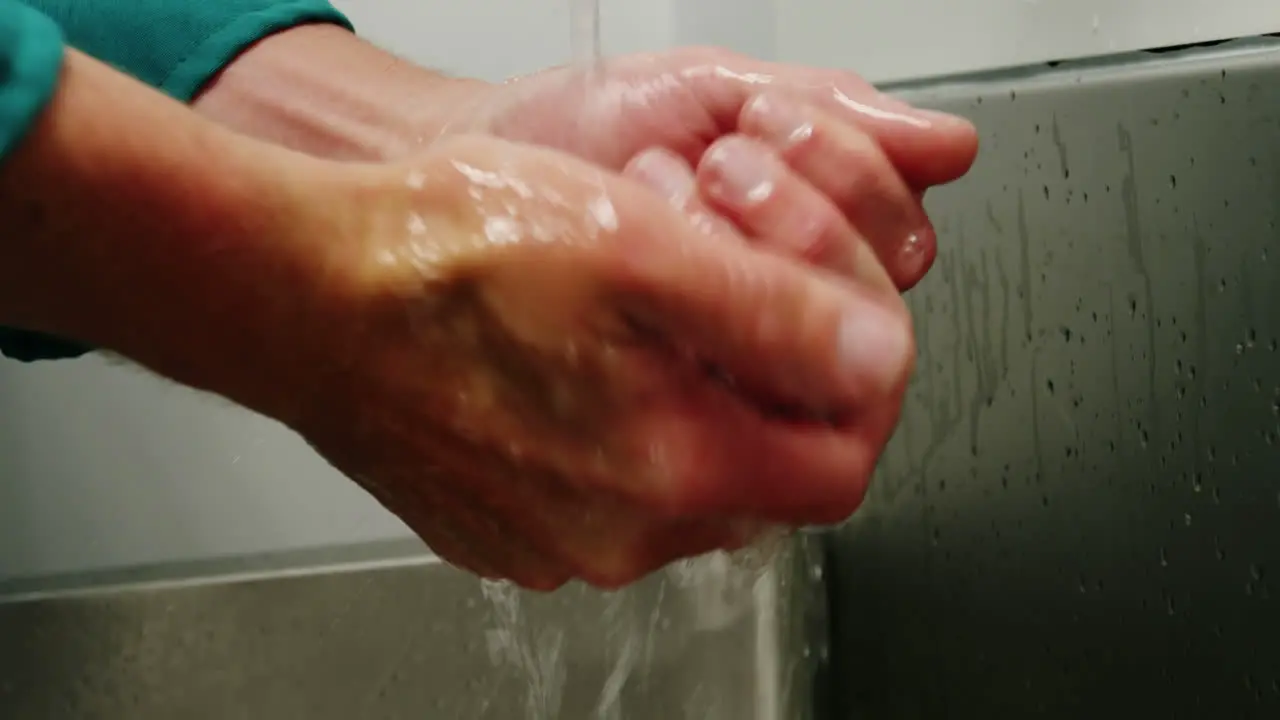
[596,232,662,302]
[699,134,748,177]
[793,201,850,265]
[769,115,824,163]
[631,419,725,519]
[582,572,636,591]
[877,290,914,330]
[514,571,572,593]
[838,132,897,197]
[595,209,685,294]
[887,304,919,389]
[808,469,875,526]
[578,552,649,590]
[827,72,878,97]
[836,474,876,521]
[638,444,700,518]
[424,133,492,172]
[726,519,771,550]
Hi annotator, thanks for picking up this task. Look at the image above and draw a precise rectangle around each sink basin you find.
[0,534,828,719]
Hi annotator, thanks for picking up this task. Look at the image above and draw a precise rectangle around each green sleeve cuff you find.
[0,0,63,162]
[161,1,355,102]
[0,329,92,361]
[23,0,354,102]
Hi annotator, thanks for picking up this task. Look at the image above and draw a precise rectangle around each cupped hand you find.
[291,135,915,590]
[447,47,980,289]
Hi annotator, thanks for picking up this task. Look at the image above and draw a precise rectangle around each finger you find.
[680,51,978,188]
[634,379,902,524]
[807,82,979,190]
[694,134,893,293]
[624,147,737,238]
[615,228,914,417]
[738,91,936,290]
[629,142,892,294]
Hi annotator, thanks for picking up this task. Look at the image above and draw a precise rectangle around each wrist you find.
[0,49,357,423]
[193,23,493,162]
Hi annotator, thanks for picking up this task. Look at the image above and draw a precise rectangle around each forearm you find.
[0,49,335,410]
[193,23,488,161]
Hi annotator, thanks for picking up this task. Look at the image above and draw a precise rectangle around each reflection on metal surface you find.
[830,40,1280,717]
[0,535,827,719]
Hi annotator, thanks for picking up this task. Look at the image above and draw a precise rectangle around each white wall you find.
[778,0,1280,84]
[5,0,1280,586]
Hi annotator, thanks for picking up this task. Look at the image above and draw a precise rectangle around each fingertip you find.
[625,147,697,203]
[845,93,978,187]
[697,132,863,272]
[907,109,981,186]
[836,296,916,399]
[696,134,780,209]
[738,91,817,154]
[914,107,978,136]
[892,225,939,291]
[942,120,981,175]
[627,146,739,239]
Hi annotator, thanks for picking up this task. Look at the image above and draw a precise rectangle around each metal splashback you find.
[828,39,1280,717]
[0,535,828,719]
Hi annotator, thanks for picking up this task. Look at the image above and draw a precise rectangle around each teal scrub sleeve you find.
[0,0,354,362]
[0,0,62,161]
[22,0,353,103]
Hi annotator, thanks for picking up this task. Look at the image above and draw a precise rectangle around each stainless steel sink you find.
[0,534,828,719]
[826,37,1280,717]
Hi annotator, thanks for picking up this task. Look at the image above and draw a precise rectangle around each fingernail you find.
[899,227,935,266]
[837,304,912,394]
[745,94,815,149]
[913,108,975,132]
[628,149,695,205]
[702,138,777,207]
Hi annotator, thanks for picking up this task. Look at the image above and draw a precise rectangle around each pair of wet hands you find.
[292,50,979,590]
